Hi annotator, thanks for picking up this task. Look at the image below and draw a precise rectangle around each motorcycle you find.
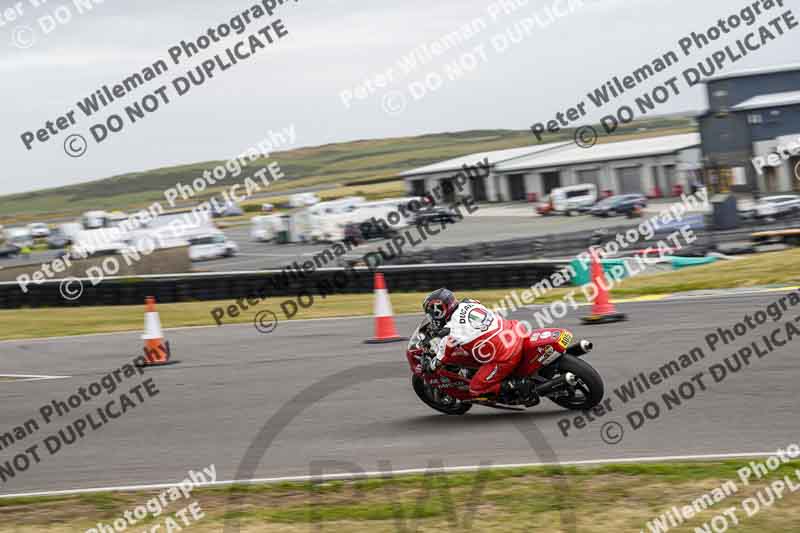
[405,317,604,415]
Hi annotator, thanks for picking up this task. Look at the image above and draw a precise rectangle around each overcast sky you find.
[0,0,797,195]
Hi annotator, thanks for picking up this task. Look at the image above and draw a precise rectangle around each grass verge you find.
[1,249,799,341]
[2,460,800,532]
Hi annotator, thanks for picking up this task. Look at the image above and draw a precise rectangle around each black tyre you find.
[544,355,604,411]
[412,375,472,415]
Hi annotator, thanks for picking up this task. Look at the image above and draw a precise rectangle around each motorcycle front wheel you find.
[542,354,604,411]
[412,375,472,415]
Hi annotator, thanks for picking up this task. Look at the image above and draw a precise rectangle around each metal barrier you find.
[0,260,571,309]
[385,213,800,264]
[2,213,797,310]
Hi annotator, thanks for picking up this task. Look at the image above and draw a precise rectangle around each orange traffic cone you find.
[139,296,176,366]
[365,273,406,344]
[581,248,627,324]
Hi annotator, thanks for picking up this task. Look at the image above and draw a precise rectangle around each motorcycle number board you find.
[558,331,573,349]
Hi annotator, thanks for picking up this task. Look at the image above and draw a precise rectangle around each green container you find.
[671,256,717,269]
[570,258,630,286]
[275,230,289,244]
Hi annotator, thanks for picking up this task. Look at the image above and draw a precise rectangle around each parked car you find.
[332,203,409,243]
[4,227,34,248]
[289,193,320,208]
[752,195,800,219]
[81,210,110,229]
[0,241,19,258]
[737,200,757,220]
[0,225,11,258]
[413,206,458,225]
[589,194,648,217]
[46,228,71,249]
[188,232,238,261]
[28,222,51,238]
[211,202,245,218]
[343,220,397,244]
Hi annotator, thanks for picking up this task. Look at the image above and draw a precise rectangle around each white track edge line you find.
[0,374,71,382]
[0,451,780,499]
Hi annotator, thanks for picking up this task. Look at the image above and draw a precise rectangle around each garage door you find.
[576,169,600,190]
[662,165,677,195]
[541,171,561,194]
[507,174,527,201]
[410,179,426,197]
[616,167,643,194]
[470,175,488,202]
[440,179,457,203]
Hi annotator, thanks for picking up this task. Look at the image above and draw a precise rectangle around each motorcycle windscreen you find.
[407,317,430,351]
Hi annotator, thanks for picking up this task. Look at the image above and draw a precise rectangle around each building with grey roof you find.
[402,63,800,203]
[400,142,569,202]
[401,134,702,202]
[494,133,702,200]
[699,63,800,194]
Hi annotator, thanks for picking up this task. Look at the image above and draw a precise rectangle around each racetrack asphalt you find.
[0,290,798,496]
[1,212,641,274]
[205,212,641,271]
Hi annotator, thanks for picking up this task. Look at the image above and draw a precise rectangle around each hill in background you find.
[0,115,695,223]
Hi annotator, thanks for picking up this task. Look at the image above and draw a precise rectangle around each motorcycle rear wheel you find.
[412,375,472,415]
[543,354,604,411]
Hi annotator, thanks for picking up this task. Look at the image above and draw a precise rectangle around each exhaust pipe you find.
[566,340,593,356]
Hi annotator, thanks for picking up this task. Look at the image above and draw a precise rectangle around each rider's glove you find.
[421,355,439,374]
[428,336,442,355]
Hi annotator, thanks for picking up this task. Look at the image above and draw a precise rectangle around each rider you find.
[422,287,530,399]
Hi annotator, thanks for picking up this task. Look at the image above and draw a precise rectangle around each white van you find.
[290,197,364,242]
[81,210,110,229]
[319,203,406,242]
[250,215,285,242]
[549,184,598,215]
[28,222,51,238]
[70,228,131,258]
[289,192,320,208]
[5,227,34,248]
[58,223,83,243]
[187,230,238,261]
